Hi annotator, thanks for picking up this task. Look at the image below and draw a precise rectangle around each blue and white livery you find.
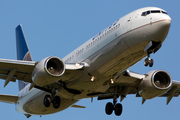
[0,7,179,118]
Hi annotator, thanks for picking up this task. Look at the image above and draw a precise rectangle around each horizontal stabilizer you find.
[0,94,18,104]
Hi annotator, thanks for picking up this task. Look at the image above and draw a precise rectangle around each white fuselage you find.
[15,7,171,115]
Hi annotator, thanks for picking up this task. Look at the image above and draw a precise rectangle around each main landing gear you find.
[105,98,123,116]
[44,94,61,109]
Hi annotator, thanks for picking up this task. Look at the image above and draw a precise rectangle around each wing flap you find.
[0,94,18,104]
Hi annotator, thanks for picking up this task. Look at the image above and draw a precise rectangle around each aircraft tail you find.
[16,24,33,91]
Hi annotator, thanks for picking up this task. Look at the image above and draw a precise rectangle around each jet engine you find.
[139,70,172,99]
[32,56,65,86]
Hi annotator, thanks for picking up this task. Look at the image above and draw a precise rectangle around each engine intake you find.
[46,57,64,76]
[32,56,65,86]
[139,70,172,99]
[153,71,171,89]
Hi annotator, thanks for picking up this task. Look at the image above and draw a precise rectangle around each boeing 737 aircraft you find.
[0,7,180,118]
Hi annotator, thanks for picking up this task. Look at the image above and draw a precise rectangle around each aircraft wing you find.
[0,58,84,87]
[0,59,36,87]
[98,70,180,104]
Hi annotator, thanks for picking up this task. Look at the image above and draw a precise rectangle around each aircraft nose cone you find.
[156,15,171,42]
[164,15,171,26]
[148,14,171,43]
[161,14,171,26]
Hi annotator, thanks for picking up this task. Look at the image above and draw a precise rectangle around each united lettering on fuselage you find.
[64,19,120,64]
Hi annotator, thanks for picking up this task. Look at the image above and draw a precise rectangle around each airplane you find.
[0,7,180,118]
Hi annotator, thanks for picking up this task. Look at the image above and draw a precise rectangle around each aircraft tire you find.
[105,102,113,115]
[53,96,61,109]
[44,95,52,107]
[144,58,149,67]
[149,59,154,67]
[114,103,123,116]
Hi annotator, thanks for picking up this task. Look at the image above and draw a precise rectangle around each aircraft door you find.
[126,17,132,32]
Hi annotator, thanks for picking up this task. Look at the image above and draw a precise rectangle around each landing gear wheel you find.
[105,102,113,115]
[144,58,149,67]
[114,103,123,116]
[144,58,154,67]
[149,59,154,67]
[44,95,52,107]
[105,102,123,116]
[53,96,61,109]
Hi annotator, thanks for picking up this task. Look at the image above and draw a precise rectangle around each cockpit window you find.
[147,11,150,15]
[141,12,146,16]
[141,10,168,16]
[141,11,150,16]
[151,10,161,13]
[162,11,168,14]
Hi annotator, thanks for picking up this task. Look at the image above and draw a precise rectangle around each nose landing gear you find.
[143,41,162,67]
[144,54,154,67]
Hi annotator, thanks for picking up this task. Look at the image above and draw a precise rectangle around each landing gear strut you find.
[105,97,123,116]
[143,41,162,67]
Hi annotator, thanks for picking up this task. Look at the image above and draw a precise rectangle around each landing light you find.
[111,79,114,84]
[91,76,95,81]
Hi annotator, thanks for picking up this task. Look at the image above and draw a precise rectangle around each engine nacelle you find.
[32,56,65,86]
[139,70,172,99]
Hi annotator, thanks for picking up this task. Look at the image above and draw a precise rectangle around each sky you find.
[0,0,180,120]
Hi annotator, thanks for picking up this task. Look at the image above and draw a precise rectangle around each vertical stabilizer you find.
[16,24,33,91]
[16,25,33,61]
